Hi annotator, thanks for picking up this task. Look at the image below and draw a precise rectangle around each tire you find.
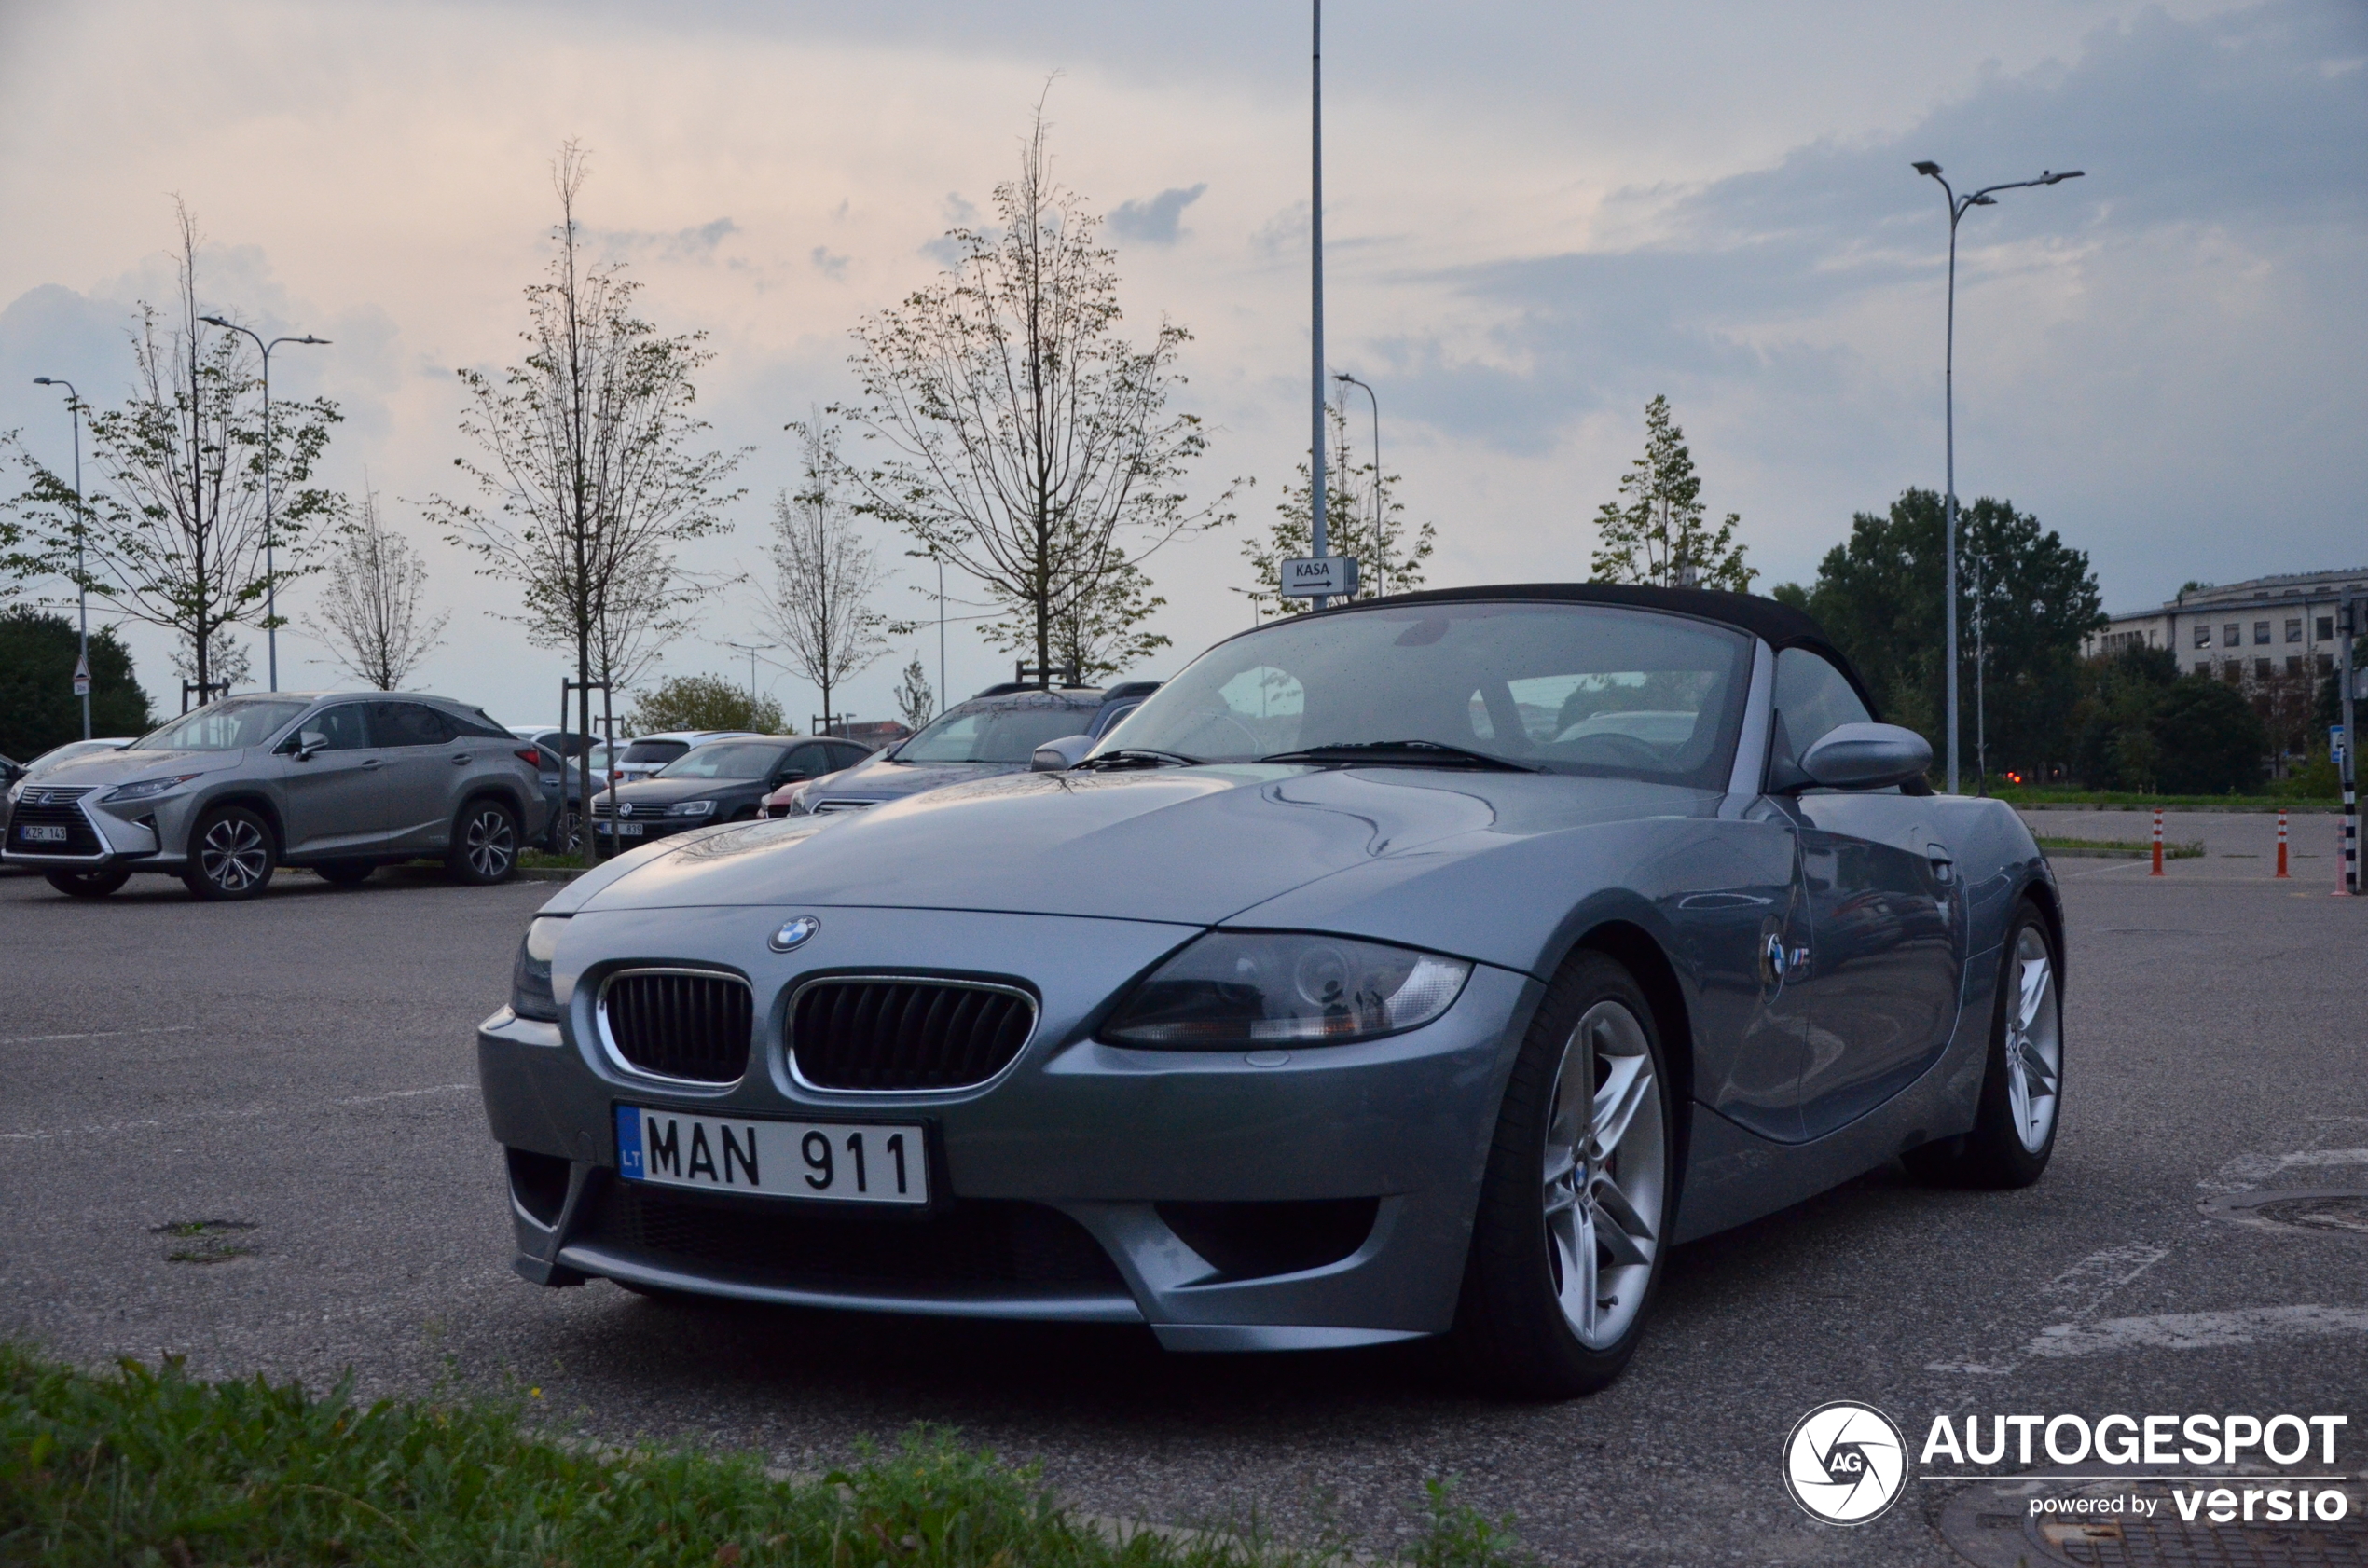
[549,806,583,856]
[1905,901,2062,1190]
[447,797,519,886]
[181,805,277,901]
[1452,951,1676,1398]
[45,866,131,899]
[315,860,375,886]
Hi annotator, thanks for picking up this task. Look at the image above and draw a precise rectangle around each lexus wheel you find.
[1454,951,1674,1397]
[447,799,519,886]
[1906,901,2061,1190]
[181,806,277,901]
[45,866,132,899]
[550,806,583,856]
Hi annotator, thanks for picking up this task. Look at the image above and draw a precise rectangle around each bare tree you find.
[3,202,344,694]
[757,419,888,734]
[303,486,448,689]
[835,98,1222,687]
[430,143,744,851]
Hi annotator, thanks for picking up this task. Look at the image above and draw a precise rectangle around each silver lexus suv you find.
[2,692,547,901]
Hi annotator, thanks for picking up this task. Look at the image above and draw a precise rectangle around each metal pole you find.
[262,342,276,691]
[1336,372,1380,595]
[1975,538,1987,791]
[34,378,89,736]
[1943,205,1960,794]
[1308,0,1329,612]
[2342,596,2358,896]
[937,554,946,720]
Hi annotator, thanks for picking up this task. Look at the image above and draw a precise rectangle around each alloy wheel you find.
[200,817,269,893]
[2003,925,2060,1153]
[1541,998,1666,1350]
[465,808,516,880]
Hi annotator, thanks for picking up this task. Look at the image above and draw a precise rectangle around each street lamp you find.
[1308,0,1329,610]
[1911,160,2081,794]
[1333,371,1382,596]
[198,315,329,693]
[32,378,90,738]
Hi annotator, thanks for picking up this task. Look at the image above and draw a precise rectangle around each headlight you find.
[1098,931,1471,1050]
[5,778,21,804]
[101,774,201,803]
[511,915,569,1021]
[667,799,717,818]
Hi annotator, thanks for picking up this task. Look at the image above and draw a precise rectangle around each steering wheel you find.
[1179,710,1264,757]
[1565,733,1664,770]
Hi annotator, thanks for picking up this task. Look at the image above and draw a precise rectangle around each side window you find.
[371,701,458,747]
[1773,648,1873,759]
[301,704,373,751]
[453,708,514,739]
[781,746,826,781]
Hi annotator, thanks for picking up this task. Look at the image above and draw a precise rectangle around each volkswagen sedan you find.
[477,585,2061,1396]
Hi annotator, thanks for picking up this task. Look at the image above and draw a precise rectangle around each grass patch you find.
[1985,784,2337,812]
[516,850,590,872]
[0,1345,1528,1567]
[2032,835,2206,860]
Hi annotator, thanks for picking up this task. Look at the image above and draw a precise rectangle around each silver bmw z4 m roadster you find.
[478,584,2062,1396]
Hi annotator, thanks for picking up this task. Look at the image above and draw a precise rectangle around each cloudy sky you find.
[2,0,2361,725]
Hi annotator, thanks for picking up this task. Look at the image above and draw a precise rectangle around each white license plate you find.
[614,1105,929,1205]
[600,821,643,838]
[18,825,67,844]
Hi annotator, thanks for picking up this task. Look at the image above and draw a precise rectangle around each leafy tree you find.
[986,547,1169,682]
[835,102,1222,686]
[2069,645,2177,791]
[1782,488,2102,782]
[1240,398,1436,620]
[0,608,154,757]
[894,653,934,730]
[757,419,888,731]
[1590,395,1752,591]
[302,486,447,690]
[2153,678,2266,793]
[430,143,745,850]
[2,204,344,695]
[626,674,786,736]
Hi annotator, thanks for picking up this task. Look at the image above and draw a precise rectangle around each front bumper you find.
[478,903,1539,1348]
[2,788,171,869]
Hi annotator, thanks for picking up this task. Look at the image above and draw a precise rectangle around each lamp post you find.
[1308,0,1329,611]
[198,316,329,693]
[31,378,90,738]
[1910,160,2081,794]
[720,640,778,716]
[1333,371,1381,596]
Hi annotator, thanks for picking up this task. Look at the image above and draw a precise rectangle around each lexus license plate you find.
[17,824,67,844]
[614,1105,928,1205]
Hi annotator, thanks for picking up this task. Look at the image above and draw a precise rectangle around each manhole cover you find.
[2200,1190,2368,1237]
[1939,1469,2364,1567]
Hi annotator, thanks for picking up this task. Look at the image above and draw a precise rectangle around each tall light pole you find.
[31,378,90,738]
[720,640,778,714]
[1308,0,1329,611]
[1334,371,1381,596]
[199,316,329,693]
[1910,161,2081,793]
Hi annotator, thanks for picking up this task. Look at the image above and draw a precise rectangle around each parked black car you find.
[590,736,868,848]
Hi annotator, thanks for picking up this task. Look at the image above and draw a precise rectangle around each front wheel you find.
[1453,952,1675,1397]
[46,866,131,899]
[447,798,519,886]
[1906,901,2062,1189]
[181,806,277,901]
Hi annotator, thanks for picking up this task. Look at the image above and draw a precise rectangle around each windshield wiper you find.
[1257,740,1538,773]
[1081,748,1204,771]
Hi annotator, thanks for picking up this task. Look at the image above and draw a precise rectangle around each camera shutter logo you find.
[1783,1401,1908,1524]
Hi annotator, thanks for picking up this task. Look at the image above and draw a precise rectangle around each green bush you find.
[0,608,153,759]
[626,674,789,736]
[2152,678,2267,794]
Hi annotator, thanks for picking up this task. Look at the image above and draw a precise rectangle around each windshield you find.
[897,702,1096,763]
[655,742,787,780]
[136,699,310,753]
[1105,601,1754,787]
[622,740,689,766]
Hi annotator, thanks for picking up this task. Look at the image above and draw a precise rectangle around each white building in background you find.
[2086,568,2368,681]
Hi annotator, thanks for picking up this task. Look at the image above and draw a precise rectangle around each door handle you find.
[360,758,382,770]
[450,752,473,765]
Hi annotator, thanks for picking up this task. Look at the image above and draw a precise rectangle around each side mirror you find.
[283,731,328,761]
[1029,733,1094,773]
[1797,722,1933,791]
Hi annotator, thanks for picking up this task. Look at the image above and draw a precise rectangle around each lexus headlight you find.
[1098,931,1471,1049]
[511,915,569,1021]
[667,799,717,818]
[101,774,201,803]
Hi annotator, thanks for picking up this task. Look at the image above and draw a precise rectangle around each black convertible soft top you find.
[1297,582,1878,717]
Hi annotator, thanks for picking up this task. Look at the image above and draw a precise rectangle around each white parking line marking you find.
[330,1083,472,1107]
[2200,1148,2368,1192]
[1926,1242,2173,1377]
[2027,1305,2368,1358]
[0,1025,198,1045]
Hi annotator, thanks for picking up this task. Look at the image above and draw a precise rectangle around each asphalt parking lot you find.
[3,838,2362,1567]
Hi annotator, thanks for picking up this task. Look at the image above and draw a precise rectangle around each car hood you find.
[606,777,758,805]
[553,763,1717,933]
[24,748,243,791]
[805,755,1017,802]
